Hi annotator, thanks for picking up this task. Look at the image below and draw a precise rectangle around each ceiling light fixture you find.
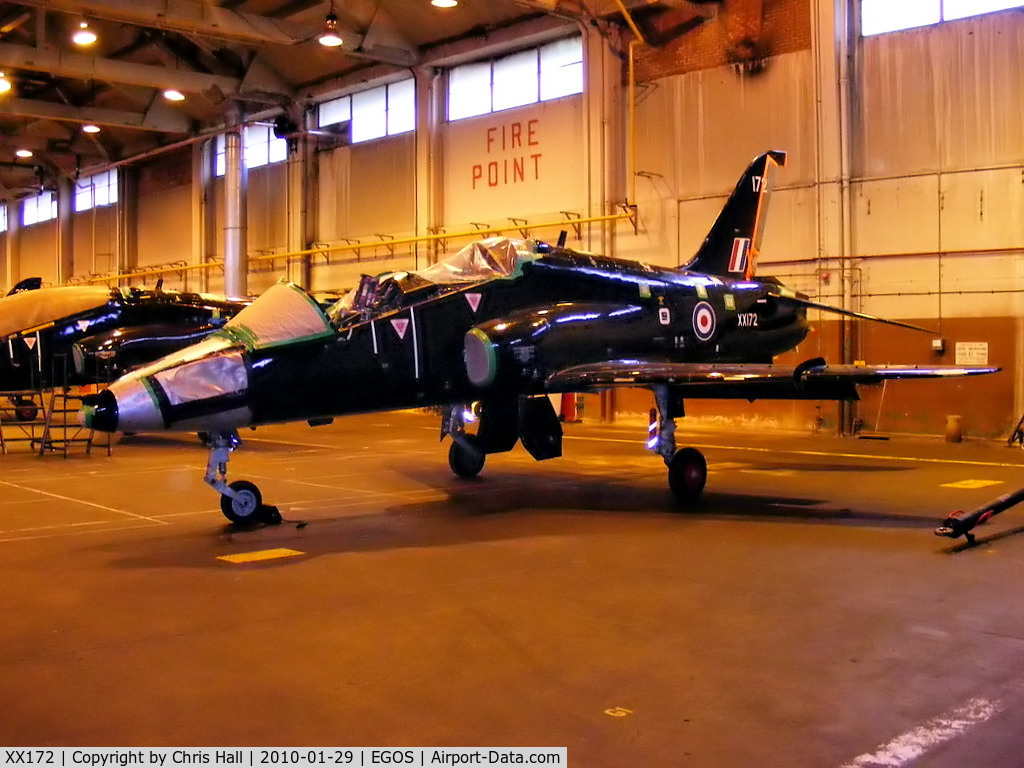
[72,20,97,46]
[431,0,459,7]
[163,88,185,102]
[82,124,101,134]
[0,72,12,94]
[318,12,344,47]
[15,149,33,158]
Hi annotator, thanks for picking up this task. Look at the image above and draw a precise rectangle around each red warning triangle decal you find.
[391,318,410,340]
[23,336,37,350]
[465,292,482,313]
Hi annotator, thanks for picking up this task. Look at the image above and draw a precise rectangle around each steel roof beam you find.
[0,94,192,132]
[0,41,292,100]
[5,0,333,46]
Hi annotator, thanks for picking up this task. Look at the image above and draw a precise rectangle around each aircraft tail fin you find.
[681,150,787,279]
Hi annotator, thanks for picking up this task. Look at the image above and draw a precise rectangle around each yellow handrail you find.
[78,208,637,286]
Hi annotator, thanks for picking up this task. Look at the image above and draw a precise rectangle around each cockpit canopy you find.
[326,237,541,325]
[417,236,539,283]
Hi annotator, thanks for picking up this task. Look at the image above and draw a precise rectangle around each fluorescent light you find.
[318,13,343,47]
[163,89,185,102]
[432,0,459,7]
[72,20,97,46]
[82,124,101,134]
[0,72,11,93]
[15,149,33,158]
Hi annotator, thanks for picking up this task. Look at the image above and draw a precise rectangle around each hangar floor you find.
[3,411,1024,766]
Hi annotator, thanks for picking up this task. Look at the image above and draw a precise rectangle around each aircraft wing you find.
[546,358,1000,401]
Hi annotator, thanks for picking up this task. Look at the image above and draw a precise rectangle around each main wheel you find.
[220,480,263,524]
[668,447,707,504]
[449,435,485,478]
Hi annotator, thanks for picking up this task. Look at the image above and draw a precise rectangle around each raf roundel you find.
[692,301,716,342]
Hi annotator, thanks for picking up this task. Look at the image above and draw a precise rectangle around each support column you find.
[582,24,625,258]
[414,66,441,267]
[286,126,309,288]
[118,167,139,285]
[192,140,212,293]
[56,177,74,283]
[583,24,625,424]
[223,125,248,299]
[812,0,856,433]
[3,201,20,287]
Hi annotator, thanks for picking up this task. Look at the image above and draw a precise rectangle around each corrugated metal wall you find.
[631,10,1024,321]
[624,8,1024,435]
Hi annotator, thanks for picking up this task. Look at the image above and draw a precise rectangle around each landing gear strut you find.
[442,404,486,478]
[204,431,281,525]
[652,386,708,503]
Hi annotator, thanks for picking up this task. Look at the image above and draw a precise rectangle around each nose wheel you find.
[218,480,281,526]
[205,432,281,525]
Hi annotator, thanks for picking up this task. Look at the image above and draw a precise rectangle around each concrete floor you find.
[3,411,1024,766]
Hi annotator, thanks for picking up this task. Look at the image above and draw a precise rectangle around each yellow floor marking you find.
[218,548,305,564]
[604,707,633,718]
[941,479,1003,489]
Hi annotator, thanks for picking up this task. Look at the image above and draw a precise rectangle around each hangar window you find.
[320,79,415,144]
[319,96,351,129]
[22,191,56,227]
[862,0,1024,35]
[75,168,118,212]
[214,125,288,176]
[493,49,540,112]
[0,206,6,233]
[448,36,583,122]
[541,36,585,101]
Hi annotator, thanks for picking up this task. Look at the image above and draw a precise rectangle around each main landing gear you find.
[449,434,485,478]
[441,397,562,479]
[651,386,708,504]
[204,431,282,525]
[442,404,486,478]
[442,392,706,504]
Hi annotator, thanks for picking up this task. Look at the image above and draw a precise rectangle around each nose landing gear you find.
[205,431,281,525]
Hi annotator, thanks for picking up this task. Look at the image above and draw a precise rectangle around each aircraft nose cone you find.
[81,389,119,433]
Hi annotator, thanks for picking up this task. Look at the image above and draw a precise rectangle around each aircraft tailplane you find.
[681,150,787,279]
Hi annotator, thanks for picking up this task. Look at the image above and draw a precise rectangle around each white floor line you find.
[839,695,1007,767]
[0,479,166,524]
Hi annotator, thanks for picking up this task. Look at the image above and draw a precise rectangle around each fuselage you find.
[84,241,809,435]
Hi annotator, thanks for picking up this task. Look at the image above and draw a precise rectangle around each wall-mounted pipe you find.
[76,209,638,286]
[611,0,647,207]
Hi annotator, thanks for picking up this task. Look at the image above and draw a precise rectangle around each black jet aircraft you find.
[81,151,998,524]
[0,280,246,414]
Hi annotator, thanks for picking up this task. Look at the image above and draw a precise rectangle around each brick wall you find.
[138,146,193,196]
[633,0,812,82]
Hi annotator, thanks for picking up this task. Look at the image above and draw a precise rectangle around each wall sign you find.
[955,342,989,366]
[442,98,584,224]
[471,119,541,190]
